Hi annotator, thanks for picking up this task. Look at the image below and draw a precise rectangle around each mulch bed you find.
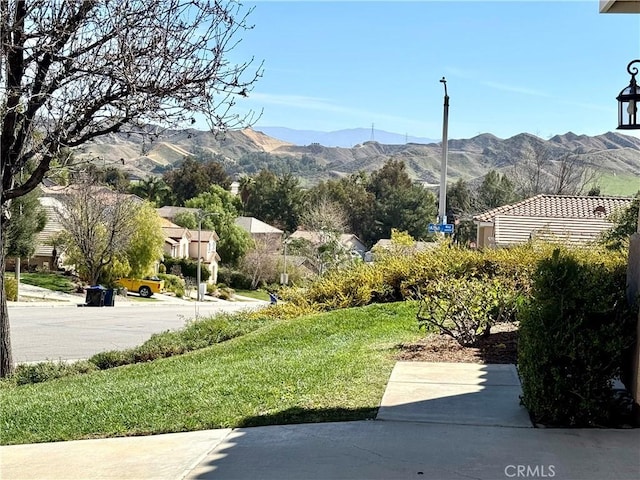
[396,323,519,364]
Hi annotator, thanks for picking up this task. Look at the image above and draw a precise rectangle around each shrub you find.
[89,350,135,369]
[217,267,253,290]
[4,277,18,301]
[13,360,97,385]
[86,313,269,371]
[161,257,210,282]
[416,276,518,346]
[217,286,235,300]
[158,273,185,298]
[518,248,636,427]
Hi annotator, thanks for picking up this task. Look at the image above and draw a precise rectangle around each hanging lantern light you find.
[617,59,640,130]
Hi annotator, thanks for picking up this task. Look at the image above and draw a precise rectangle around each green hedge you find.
[217,267,253,290]
[279,242,551,310]
[518,248,636,427]
[4,277,18,301]
[157,273,185,298]
[161,257,210,282]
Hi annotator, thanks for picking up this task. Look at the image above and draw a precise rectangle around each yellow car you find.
[116,277,165,298]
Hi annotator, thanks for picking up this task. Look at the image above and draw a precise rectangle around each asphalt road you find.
[7,301,266,364]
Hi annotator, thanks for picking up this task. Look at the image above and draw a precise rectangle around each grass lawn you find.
[1,301,424,445]
[15,272,76,294]
[592,173,639,197]
[233,289,270,301]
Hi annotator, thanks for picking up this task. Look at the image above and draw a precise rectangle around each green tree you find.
[4,189,47,260]
[364,159,437,245]
[0,0,260,376]
[185,184,243,215]
[477,170,517,210]
[447,178,472,218]
[123,203,166,279]
[163,157,232,204]
[130,176,173,207]
[182,186,251,266]
[600,193,640,250]
[243,170,304,232]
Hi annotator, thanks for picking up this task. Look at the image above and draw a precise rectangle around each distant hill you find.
[73,127,640,195]
[255,126,438,148]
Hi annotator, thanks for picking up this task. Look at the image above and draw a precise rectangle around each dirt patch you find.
[397,323,518,364]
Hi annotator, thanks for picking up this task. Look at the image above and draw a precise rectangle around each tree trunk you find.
[0,231,15,377]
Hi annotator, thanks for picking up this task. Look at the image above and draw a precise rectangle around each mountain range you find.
[254,126,438,148]
[73,127,640,195]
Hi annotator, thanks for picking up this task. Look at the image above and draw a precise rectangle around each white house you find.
[473,194,633,248]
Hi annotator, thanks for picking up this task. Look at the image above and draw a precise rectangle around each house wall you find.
[494,216,613,246]
[179,238,189,258]
[628,233,640,417]
[477,225,495,248]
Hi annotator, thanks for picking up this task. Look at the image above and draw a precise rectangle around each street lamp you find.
[438,77,450,225]
[197,211,219,302]
[617,59,640,130]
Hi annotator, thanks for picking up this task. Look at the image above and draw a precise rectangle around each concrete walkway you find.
[2,363,639,480]
[377,362,532,427]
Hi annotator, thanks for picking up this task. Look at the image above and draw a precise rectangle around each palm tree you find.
[237,173,254,211]
[131,176,173,206]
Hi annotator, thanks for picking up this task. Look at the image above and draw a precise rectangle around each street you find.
[7,301,266,364]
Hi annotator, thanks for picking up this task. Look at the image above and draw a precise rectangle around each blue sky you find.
[228,1,640,140]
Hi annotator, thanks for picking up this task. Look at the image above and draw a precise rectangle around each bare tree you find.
[511,143,600,198]
[54,181,139,285]
[510,143,556,198]
[301,196,349,234]
[0,0,262,376]
[550,153,600,196]
[240,237,278,289]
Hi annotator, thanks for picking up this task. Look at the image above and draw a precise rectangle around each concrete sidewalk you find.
[2,363,639,480]
[377,362,532,427]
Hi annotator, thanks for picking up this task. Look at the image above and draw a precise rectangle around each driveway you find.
[8,299,267,364]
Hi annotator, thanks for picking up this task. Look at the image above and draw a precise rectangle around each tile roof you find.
[235,216,283,234]
[473,194,633,223]
[156,206,200,218]
[162,226,190,240]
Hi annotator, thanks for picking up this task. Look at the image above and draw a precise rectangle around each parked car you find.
[116,277,165,298]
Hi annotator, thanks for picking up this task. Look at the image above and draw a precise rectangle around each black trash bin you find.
[104,288,115,307]
[85,286,106,307]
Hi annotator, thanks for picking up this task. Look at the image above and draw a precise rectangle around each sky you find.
[225,0,640,140]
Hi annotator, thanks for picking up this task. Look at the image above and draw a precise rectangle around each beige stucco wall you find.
[627,233,640,414]
[476,225,495,248]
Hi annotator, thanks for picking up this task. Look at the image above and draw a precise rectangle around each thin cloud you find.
[249,92,435,133]
[483,81,551,97]
[249,93,352,114]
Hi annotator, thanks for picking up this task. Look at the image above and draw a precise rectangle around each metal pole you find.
[197,217,202,302]
[438,77,449,226]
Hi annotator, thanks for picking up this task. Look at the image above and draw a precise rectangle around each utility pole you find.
[438,77,449,226]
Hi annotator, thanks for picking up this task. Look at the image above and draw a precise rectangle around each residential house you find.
[156,205,200,222]
[473,194,633,248]
[160,218,192,259]
[159,218,220,283]
[235,216,284,249]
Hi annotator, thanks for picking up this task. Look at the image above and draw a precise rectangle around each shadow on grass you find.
[237,406,378,428]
